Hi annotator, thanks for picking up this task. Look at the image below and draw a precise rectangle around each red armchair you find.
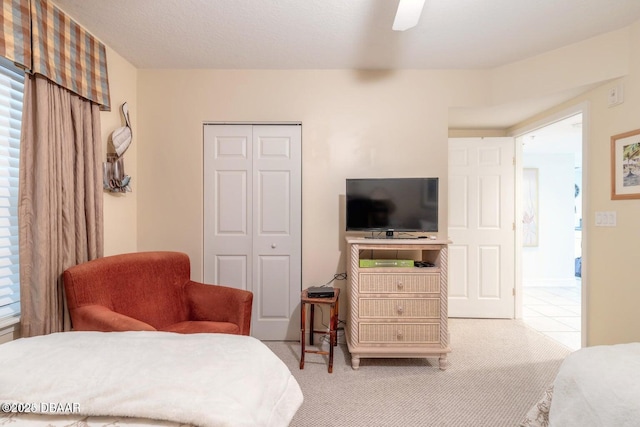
[63,251,253,335]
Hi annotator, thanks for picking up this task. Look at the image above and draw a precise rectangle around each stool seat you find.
[300,288,340,373]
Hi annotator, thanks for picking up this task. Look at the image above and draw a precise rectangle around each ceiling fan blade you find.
[392,0,426,31]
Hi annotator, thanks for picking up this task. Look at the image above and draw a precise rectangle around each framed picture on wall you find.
[523,168,538,247]
[611,129,640,200]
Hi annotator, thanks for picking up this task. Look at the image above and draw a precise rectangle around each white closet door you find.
[251,125,301,340]
[204,125,252,292]
[204,124,301,340]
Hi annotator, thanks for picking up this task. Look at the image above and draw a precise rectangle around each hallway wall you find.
[522,153,576,286]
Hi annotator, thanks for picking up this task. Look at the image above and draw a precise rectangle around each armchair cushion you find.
[63,251,253,335]
[72,305,156,332]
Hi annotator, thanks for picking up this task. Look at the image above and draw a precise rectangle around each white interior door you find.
[204,125,252,292]
[204,124,302,340]
[251,125,301,340]
[448,137,515,318]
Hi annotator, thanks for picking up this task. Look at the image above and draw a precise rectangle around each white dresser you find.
[345,238,451,370]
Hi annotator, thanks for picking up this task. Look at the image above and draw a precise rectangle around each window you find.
[0,56,24,324]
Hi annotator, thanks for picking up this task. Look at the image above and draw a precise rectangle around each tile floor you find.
[522,280,582,351]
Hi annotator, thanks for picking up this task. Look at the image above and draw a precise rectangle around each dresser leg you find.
[351,355,360,370]
[438,354,448,370]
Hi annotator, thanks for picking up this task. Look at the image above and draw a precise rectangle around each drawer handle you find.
[397,305,404,314]
[397,330,403,339]
[397,282,404,290]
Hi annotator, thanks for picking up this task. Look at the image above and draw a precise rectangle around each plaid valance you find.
[0,0,111,111]
[0,0,31,69]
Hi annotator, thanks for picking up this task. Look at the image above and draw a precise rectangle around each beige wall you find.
[136,70,486,287]
[100,47,138,256]
[510,21,640,346]
[491,27,630,105]
[92,18,640,345]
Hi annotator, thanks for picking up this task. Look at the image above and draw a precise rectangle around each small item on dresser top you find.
[359,259,414,268]
[307,286,335,298]
[414,261,435,268]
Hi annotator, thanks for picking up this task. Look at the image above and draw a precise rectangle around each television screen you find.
[346,178,439,232]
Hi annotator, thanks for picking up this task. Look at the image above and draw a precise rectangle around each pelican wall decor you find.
[103,102,132,193]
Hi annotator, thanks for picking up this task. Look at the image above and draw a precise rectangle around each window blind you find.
[0,56,23,321]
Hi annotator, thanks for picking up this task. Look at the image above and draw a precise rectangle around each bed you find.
[520,342,640,427]
[0,331,303,427]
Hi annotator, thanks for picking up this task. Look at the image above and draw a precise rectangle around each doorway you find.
[519,113,583,351]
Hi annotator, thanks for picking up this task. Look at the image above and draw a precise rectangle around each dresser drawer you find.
[359,323,440,344]
[359,298,440,318]
[359,273,440,294]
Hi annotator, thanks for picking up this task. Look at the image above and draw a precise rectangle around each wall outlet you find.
[608,83,624,107]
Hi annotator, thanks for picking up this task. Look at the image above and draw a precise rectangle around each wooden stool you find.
[300,288,340,373]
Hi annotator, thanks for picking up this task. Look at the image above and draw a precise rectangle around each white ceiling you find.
[52,0,640,128]
[522,114,583,167]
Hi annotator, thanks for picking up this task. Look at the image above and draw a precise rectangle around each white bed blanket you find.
[0,331,303,427]
[549,342,640,427]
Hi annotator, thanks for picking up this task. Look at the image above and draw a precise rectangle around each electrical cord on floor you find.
[312,305,347,346]
[316,332,346,346]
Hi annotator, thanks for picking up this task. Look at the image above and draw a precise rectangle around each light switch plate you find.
[595,211,616,226]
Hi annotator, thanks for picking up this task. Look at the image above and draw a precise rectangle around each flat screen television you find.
[346,177,439,233]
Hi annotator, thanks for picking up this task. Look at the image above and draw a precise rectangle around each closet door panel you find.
[204,124,301,340]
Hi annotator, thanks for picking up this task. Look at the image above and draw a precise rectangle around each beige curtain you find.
[19,74,104,337]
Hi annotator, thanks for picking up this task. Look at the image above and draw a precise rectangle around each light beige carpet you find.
[264,319,571,427]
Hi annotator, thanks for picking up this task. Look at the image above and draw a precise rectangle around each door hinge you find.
[513,157,515,166]
[512,222,515,231]
[512,288,516,296]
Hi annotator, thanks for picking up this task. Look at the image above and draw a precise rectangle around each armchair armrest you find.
[184,281,253,335]
[70,305,157,332]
